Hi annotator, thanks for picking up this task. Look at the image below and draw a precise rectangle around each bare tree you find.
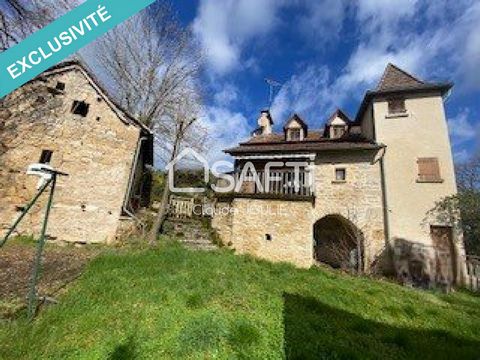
[147,95,201,244]
[88,2,207,243]
[0,0,79,51]
[456,155,480,191]
[0,0,80,142]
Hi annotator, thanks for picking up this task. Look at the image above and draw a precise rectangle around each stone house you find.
[0,61,153,244]
[212,64,465,285]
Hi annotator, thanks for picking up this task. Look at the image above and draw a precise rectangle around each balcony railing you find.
[235,170,313,197]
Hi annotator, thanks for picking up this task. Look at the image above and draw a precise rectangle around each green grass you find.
[1,241,479,359]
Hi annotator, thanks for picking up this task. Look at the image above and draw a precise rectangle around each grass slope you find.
[1,241,479,359]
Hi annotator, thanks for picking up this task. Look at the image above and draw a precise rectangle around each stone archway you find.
[313,215,364,271]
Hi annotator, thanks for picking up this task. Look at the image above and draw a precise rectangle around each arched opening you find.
[313,215,364,272]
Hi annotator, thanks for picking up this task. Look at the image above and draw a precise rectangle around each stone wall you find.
[0,68,140,243]
[212,150,386,270]
[211,201,234,245]
[213,198,314,268]
[312,150,386,268]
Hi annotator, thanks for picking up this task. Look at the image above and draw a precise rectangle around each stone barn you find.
[0,61,153,244]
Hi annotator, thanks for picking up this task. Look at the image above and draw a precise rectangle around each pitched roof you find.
[39,60,152,134]
[377,63,424,91]
[355,63,453,122]
[225,137,381,155]
[243,130,324,144]
[283,113,308,130]
[227,127,381,155]
[325,108,352,126]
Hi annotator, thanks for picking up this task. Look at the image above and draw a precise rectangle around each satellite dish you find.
[27,163,53,189]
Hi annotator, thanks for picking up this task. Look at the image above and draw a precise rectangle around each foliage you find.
[427,155,480,256]
[150,169,217,203]
[1,242,479,359]
[150,170,166,203]
[427,191,480,256]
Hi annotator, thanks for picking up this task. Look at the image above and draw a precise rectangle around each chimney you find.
[257,110,273,135]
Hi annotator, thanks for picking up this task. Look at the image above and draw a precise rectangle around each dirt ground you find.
[0,240,99,317]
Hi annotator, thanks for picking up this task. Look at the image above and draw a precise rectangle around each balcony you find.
[223,169,314,201]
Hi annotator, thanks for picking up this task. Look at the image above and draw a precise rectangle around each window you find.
[417,157,442,182]
[388,98,406,114]
[265,234,272,241]
[55,82,65,91]
[288,128,302,141]
[331,125,346,138]
[71,100,90,117]
[39,150,53,164]
[335,168,346,182]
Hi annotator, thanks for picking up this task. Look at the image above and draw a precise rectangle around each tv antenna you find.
[264,78,282,108]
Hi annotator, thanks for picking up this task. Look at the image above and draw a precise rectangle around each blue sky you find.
[171,0,480,164]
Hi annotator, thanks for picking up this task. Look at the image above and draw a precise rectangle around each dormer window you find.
[388,98,406,114]
[288,128,302,141]
[325,109,351,139]
[284,114,307,141]
[331,125,346,139]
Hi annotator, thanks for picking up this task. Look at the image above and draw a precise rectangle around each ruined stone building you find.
[0,61,153,244]
[212,64,465,286]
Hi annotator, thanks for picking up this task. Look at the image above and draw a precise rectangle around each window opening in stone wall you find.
[71,100,90,117]
[265,234,272,241]
[55,82,65,91]
[39,150,53,164]
[335,168,346,181]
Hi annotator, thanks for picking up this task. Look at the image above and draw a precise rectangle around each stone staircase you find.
[164,218,218,251]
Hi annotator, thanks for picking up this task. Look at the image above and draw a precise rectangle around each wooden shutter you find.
[417,157,441,182]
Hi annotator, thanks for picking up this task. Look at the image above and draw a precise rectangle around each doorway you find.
[430,226,456,285]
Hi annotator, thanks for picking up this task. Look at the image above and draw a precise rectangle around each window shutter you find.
[417,158,441,182]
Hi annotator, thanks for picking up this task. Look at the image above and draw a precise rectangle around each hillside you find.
[1,241,479,359]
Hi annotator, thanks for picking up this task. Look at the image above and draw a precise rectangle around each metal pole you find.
[27,175,57,320]
[0,179,52,248]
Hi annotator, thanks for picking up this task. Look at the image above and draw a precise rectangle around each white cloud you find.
[213,83,239,106]
[453,149,470,163]
[296,0,349,46]
[270,65,331,126]
[447,108,478,163]
[193,0,353,75]
[193,0,284,75]
[448,109,476,144]
[269,0,480,126]
[193,0,480,158]
[356,0,418,31]
[457,2,480,89]
[197,106,252,163]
